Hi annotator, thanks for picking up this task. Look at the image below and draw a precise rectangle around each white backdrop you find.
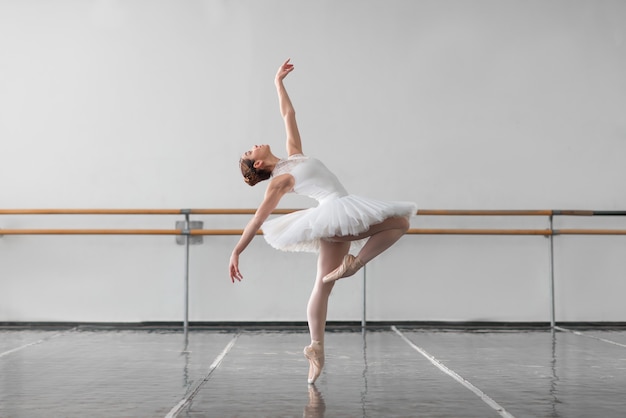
[1,0,625,323]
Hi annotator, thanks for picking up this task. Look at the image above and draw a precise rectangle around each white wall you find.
[1,0,625,323]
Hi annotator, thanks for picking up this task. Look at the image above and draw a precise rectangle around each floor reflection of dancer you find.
[303,384,326,418]
[229,59,416,384]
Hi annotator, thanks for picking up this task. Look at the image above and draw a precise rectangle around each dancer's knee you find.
[402,216,410,232]
[392,216,410,233]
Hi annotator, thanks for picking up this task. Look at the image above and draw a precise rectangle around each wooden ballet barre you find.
[189,208,299,215]
[554,229,626,235]
[0,208,616,217]
[0,229,185,235]
[552,210,595,216]
[406,228,552,236]
[416,209,554,216]
[3,228,626,236]
[194,228,552,236]
[588,210,626,216]
[0,208,301,216]
[190,209,560,216]
[0,208,560,216]
[0,228,535,236]
[0,209,183,215]
[0,229,264,236]
[190,229,263,236]
[0,228,551,236]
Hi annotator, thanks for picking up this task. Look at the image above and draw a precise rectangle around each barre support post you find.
[549,215,556,329]
[183,213,190,339]
[362,265,367,329]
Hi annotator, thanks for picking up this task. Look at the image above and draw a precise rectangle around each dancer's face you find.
[241,144,270,162]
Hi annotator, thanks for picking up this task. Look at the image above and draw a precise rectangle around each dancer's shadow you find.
[303,384,326,418]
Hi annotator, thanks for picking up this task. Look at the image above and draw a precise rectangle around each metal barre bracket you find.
[175,220,203,245]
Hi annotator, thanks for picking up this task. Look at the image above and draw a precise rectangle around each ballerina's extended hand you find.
[275,58,294,83]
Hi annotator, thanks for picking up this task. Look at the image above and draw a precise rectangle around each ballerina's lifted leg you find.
[322,216,410,283]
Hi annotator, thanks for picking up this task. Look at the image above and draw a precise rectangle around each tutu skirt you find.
[262,195,417,253]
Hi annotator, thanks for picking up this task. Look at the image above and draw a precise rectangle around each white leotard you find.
[262,154,417,253]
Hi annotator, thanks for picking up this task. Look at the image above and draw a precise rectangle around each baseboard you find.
[1,320,625,331]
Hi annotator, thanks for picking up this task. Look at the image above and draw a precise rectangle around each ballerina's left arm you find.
[275,59,302,157]
[229,174,295,282]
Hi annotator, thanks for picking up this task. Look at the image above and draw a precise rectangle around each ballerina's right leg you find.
[304,239,350,384]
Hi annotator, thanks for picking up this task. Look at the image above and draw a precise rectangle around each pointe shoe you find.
[322,254,364,283]
[303,341,324,384]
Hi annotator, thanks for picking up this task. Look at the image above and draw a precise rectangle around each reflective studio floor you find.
[1,325,625,418]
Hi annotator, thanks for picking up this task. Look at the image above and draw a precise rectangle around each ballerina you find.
[229,59,416,384]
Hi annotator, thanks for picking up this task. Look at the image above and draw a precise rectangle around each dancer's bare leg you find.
[354,216,410,264]
[307,239,350,341]
[321,216,410,283]
[331,216,410,264]
[304,239,350,383]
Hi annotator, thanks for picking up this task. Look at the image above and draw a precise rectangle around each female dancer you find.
[229,59,416,384]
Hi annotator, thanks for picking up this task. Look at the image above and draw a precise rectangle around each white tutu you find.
[262,195,417,253]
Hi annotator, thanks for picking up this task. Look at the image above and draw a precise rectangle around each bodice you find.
[272,154,348,202]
